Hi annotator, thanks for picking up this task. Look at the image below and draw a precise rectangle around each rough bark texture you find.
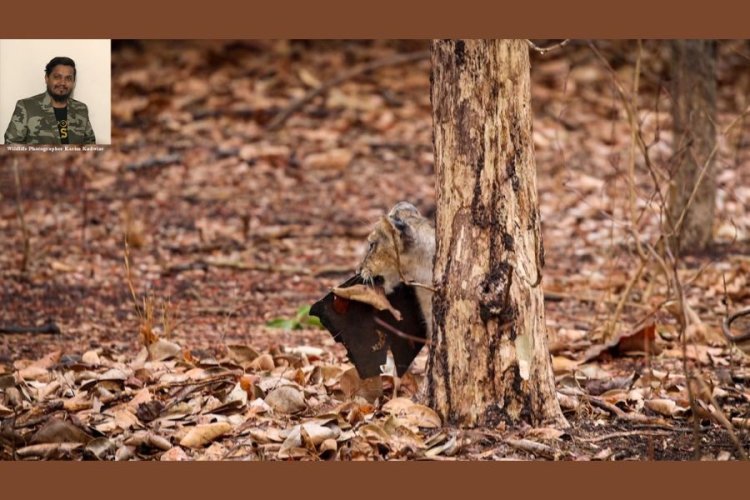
[427,39,566,427]
[669,40,717,254]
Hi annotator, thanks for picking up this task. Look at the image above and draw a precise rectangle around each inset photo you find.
[0,39,111,146]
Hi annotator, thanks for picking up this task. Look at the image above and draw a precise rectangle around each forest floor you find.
[1,40,749,460]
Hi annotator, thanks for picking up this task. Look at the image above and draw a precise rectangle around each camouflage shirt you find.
[4,92,96,145]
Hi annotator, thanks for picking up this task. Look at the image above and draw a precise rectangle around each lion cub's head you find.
[358,202,435,293]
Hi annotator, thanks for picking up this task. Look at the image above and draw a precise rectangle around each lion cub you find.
[358,202,435,335]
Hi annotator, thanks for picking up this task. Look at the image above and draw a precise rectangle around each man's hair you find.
[44,57,76,78]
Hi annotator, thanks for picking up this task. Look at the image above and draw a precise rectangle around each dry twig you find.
[505,438,559,459]
[526,39,571,55]
[11,159,31,274]
[374,317,431,346]
[580,429,673,443]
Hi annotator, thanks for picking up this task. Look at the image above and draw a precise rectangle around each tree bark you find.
[427,39,566,427]
[668,40,717,254]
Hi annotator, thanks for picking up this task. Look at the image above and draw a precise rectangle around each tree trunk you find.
[668,40,717,254]
[427,39,566,427]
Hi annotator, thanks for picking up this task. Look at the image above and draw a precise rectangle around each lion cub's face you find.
[358,202,435,294]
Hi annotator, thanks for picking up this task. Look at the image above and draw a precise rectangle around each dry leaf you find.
[147,339,182,361]
[249,353,275,372]
[50,260,75,273]
[265,386,306,414]
[126,387,153,411]
[425,435,459,458]
[645,399,689,417]
[85,437,116,460]
[303,148,354,170]
[115,445,136,461]
[18,365,51,382]
[0,373,16,389]
[16,443,83,459]
[297,68,321,88]
[31,350,63,370]
[63,393,93,412]
[113,408,141,431]
[333,284,402,321]
[160,447,190,461]
[359,423,391,445]
[31,418,92,445]
[81,350,101,365]
[525,427,566,441]
[552,356,579,374]
[285,346,325,358]
[0,403,12,417]
[557,392,580,411]
[180,422,232,448]
[717,450,732,461]
[582,323,661,362]
[382,397,441,428]
[506,438,558,459]
[125,432,172,451]
[339,368,383,402]
[227,345,260,367]
[280,423,340,457]
[319,438,337,459]
[661,346,713,365]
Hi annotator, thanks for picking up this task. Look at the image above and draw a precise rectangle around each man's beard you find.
[47,86,71,103]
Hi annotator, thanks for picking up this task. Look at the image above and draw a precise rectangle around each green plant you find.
[266,305,323,331]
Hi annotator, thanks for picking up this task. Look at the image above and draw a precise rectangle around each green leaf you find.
[265,304,323,330]
[296,305,312,317]
[302,314,323,329]
[266,318,299,330]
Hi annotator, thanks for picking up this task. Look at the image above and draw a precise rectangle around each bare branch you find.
[374,317,431,345]
[526,39,571,55]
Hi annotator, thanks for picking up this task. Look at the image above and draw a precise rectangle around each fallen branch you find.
[580,429,673,443]
[584,394,659,424]
[16,442,83,459]
[163,260,210,276]
[0,321,61,335]
[157,372,239,391]
[266,50,430,131]
[505,438,559,459]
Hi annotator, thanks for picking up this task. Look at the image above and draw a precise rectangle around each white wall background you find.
[0,39,111,144]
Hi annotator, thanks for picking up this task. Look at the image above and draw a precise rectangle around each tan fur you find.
[358,202,435,334]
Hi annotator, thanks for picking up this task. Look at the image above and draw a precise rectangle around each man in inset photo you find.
[4,56,96,145]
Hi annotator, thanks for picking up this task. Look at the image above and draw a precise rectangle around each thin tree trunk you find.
[669,40,717,254]
[428,39,566,427]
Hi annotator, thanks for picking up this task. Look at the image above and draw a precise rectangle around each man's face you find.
[45,65,76,102]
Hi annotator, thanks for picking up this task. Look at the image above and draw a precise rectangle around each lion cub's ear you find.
[388,216,409,234]
[388,201,421,220]
[387,201,421,246]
